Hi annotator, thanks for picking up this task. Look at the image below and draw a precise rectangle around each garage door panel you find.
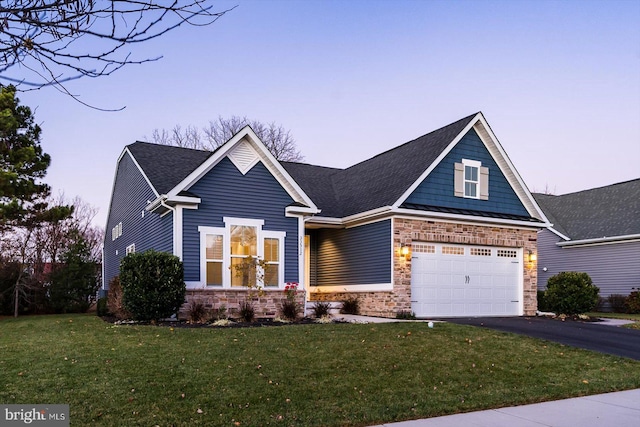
[411,244,521,317]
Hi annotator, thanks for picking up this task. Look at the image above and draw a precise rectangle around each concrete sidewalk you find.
[371,389,640,427]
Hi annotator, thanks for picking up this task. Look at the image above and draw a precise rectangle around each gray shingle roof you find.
[283,113,477,217]
[127,142,212,194]
[126,113,497,219]
[533,179,640,240]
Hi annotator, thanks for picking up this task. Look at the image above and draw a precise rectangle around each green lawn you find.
[2,314,640,427]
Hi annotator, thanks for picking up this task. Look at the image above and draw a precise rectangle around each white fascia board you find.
[165,126,319,213]
[546,226,571,241]
[393,114,480,209]
[285,205,319,216]
[121,147,160,200]
[105,147,160,231]
[557,233,640,248]
[303,206,394,228]
[305,216,344,228]
[472,115,550,224]
[393,207,548,229]
[342,206,393,225]
[166,195,201,205]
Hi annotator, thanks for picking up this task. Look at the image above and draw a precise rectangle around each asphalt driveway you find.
[445,316,640,360]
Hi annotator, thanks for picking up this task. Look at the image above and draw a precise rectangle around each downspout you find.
[159,198,178,258]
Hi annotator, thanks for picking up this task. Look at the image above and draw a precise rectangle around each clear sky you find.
[15,0,640,228]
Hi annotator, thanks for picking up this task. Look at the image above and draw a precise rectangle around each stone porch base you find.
[180,289,306,320]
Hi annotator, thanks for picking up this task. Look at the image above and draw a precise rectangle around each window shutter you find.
[479,166,489,200]
[454,162,464,197]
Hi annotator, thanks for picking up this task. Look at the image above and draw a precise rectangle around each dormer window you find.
[455,159,489,200]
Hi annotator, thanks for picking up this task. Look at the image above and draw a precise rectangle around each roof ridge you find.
[550,178,640,198]
[130,140,211,154]
[342,113,478,172]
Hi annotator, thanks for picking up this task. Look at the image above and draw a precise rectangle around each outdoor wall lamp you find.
[400,244,410,257]
[528,250,537,262]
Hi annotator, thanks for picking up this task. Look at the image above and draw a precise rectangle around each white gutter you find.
[557,233,640,247]
[393,207,549,229]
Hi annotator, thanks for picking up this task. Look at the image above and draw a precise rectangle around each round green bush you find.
[544,271,599,315]
[120,250,186,321]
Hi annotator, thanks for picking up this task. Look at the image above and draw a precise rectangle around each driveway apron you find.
[444,316,640,360]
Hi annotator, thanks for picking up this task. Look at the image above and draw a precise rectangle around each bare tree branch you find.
[147,115,305,162]
[0,1,235,104]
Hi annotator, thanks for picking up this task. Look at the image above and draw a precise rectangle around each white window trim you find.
[462,159,481,199]
[198,219,286,289]
[125,243,135,255]
[263,230,286,288]
[198,226,226,288]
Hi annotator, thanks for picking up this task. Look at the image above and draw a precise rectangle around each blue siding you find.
[182,158,298,282]
[405,129,529,216]
[311,219,392,287]
[103,153,173,288]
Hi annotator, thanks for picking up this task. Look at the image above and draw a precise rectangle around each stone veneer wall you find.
[310,217,539,318]
[180,289,306,320]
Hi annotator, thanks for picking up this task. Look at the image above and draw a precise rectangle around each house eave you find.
[556,233,640,248]
[304,206,394,228]
[285,205,320,216]
[146,194,201,214]
[394,207,549,229]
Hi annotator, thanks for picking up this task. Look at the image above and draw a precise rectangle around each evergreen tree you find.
[0,85,52,228]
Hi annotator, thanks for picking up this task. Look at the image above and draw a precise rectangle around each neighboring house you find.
[534,179,640,300]
[103,112,549,318]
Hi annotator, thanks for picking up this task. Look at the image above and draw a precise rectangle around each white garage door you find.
[410,243,522,317]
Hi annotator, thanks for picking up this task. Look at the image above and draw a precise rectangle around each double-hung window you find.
[463,159,480,199]
[198,218,285,289]
[454,159,489,200]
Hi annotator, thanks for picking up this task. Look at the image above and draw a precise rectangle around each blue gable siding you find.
[405,129,529,216]
[182,157,298,282]
[311,219,392,287]
[103,152,173,288]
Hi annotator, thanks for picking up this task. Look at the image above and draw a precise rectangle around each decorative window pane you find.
[465,165,478,182]
[126,243,135,255]
[470,248,491,256]
[230,225,257,256]
[231,257,257,287]
[497,249,518,258]
[413,243,435,253]
[206,235,223,260]
[465,181,477,198]
[206,261,223,286]
[264,264,279,287]
[442,246,464,255]
[264,238,279,262]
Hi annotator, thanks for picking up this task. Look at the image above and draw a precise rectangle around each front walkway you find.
[371,388,640,427]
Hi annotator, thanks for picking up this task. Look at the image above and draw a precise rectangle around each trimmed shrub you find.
[120,250,186,322]
[537,290,551,312]
[340,296,360,315]
[311,301,331,318]
[625,290,640,314]
[106,276,131,320]
[96,297,109,317]
[608,294,628,313]
[544,272,599,315]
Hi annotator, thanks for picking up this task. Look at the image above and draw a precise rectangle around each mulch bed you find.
[100,315,338,328]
